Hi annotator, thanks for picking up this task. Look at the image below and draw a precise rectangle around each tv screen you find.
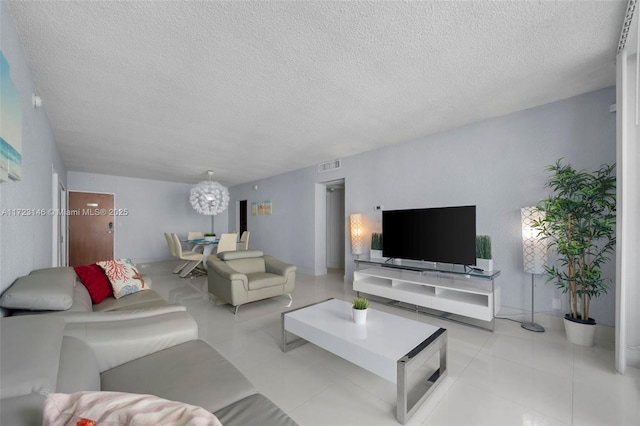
[382,205,476,265]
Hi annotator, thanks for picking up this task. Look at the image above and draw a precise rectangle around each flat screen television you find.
[382,205,476,266]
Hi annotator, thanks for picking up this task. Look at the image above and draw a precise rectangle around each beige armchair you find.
[206,250,296,314]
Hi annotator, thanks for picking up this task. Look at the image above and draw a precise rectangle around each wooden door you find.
[68,192,114,266]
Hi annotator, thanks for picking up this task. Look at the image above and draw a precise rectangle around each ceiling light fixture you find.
[189,170,230,217]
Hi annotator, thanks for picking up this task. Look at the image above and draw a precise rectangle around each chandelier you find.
[189,171,230,216]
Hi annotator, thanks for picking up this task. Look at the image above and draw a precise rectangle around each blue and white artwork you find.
[0,50,22,181]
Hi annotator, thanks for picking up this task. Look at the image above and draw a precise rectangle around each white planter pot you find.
[353,308,367,324]
[204,236,216,241]
[370,249,383,259]
[476,258,493,272]
[563,316,596,346]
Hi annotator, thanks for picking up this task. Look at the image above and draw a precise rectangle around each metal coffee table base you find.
[281,300,448,424]
[396,328,447,423]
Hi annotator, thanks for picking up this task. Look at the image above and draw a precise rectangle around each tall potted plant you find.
[533,159,616,346]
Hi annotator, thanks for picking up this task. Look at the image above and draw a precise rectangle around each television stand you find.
[354,258,500,331]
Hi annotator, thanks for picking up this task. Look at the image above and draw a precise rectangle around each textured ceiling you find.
[7,1,626,186]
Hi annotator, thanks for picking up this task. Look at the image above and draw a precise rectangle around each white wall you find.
[1,2,67,295]
[616,21,639,370]
[67,172,218,263]
[229,87,617,326]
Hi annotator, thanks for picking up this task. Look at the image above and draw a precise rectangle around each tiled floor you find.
[141,261,640,426]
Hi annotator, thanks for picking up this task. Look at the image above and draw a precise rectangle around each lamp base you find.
[521,321,545,332]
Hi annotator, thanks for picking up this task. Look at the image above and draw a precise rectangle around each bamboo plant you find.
[533,159,616,322]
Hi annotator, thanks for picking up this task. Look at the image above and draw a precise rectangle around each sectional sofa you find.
[0,266,297,425]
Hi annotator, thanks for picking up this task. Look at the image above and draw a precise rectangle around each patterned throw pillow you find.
[96,259,145,299]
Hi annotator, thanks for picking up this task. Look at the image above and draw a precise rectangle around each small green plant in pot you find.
[475,235,493,271]
[370,233,383,259]
[352,297,369,324]
[533,159,616,346]
[204,232,217,241]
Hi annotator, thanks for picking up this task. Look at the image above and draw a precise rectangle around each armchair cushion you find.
[217,250,263,261]
[246,272,285,290]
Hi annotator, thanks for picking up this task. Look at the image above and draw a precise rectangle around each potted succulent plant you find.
[204,232,217,242]
[352,297,369,324]
[475,235,493,271]
[370,233,383,259]
[533,159,616,346]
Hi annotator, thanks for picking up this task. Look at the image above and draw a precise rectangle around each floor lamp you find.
[350,213,364,259]
[521,207,547,332]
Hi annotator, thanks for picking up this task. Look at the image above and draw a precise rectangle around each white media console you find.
[353,259,500,330]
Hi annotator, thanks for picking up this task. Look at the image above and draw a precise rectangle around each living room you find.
[1,1,639,425]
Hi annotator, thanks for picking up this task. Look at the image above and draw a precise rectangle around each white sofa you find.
[0,267,298,426]
[0,266,184,320]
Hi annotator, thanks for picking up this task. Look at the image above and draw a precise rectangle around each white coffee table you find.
[281,298,447,424]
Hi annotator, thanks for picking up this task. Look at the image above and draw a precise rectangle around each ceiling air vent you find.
[318,159,341,173]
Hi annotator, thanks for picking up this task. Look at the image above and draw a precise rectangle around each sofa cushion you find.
[0,393,47,426]
[97,259,146,299]
[73,264,113,304]
[92,289,166,312]
[56,337,101,394]
[100,340,257,414]
[215,393,298,426]
[246,272,284,290]
[0,274,74,311]
[43,391,222,426]
[67,282,93,312]
[0,316,65,399]
[29,266,77,280]
[63,312,198,373]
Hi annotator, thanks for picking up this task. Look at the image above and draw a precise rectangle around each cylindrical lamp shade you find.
[521,207,547,274]
[350,213,364,255]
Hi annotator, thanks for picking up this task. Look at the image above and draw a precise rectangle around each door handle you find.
[108,222,113,234]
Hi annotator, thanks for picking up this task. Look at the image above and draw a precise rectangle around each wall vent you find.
[318,159,341,173]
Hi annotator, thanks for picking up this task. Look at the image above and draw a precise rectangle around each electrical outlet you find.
[552,298,561,310]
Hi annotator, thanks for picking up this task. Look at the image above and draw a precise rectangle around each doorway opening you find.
[239,200,248,234]
[324,179,345,274]
[52,167,67,267]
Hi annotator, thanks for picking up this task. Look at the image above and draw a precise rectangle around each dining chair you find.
[171,233,205,278]
[238,231,250,250]
[216,233,238,254]
[188,231,204,240]
[187,231,205,253]
[164,233,190,274]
